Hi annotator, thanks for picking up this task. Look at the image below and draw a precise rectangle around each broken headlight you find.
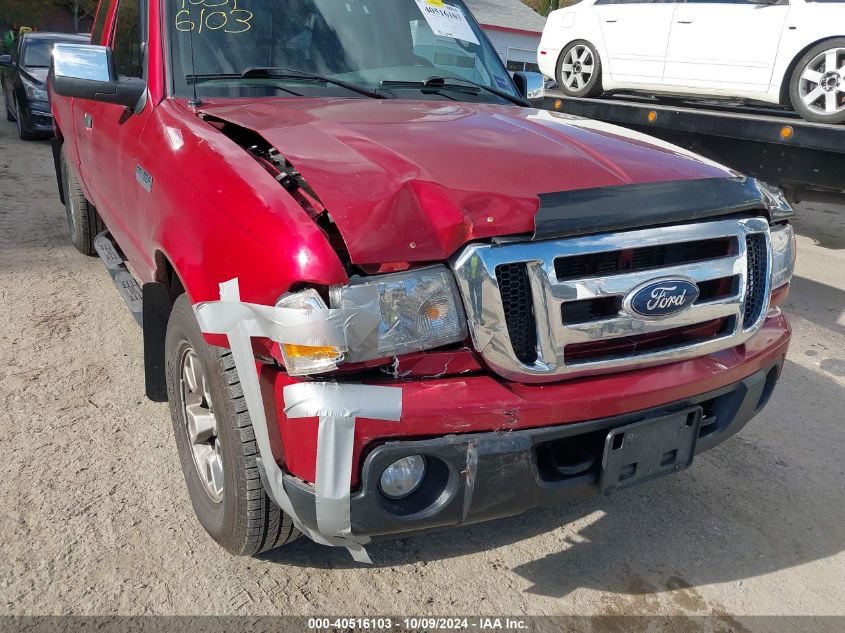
[330,265,467,363]
[275,289,345,376]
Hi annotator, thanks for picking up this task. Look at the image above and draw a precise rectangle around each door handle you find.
[83,112,93,129]
[677,20,693,24]
[605,19,618,23]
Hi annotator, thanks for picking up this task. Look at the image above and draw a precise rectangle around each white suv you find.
[537,0,845,123]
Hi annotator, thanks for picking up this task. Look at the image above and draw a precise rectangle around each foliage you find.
[0,0,98,29]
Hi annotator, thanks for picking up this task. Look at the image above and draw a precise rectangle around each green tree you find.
[0,0,98,32]
[539,0,561,15]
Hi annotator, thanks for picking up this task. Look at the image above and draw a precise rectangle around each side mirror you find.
[512,71,545,106]
[50,43,145,111]
[0,54,12,68]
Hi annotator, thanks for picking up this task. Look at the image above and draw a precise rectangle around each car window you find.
[22,40,59,67]
[112,0,145,79]
[91,0,112,45]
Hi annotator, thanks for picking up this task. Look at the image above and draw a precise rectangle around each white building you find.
[465,0,546,73]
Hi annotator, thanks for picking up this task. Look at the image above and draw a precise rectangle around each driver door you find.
[73,0,153,268]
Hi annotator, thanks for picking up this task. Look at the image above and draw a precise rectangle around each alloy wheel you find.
[798,47,845,117]
[180,348,224,502]
[561,45,595,91]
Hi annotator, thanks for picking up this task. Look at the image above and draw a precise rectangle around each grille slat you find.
[554,237,736,281]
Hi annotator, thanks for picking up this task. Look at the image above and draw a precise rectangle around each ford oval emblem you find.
[624,278,700,319]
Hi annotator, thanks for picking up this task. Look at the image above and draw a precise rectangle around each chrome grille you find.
[451,218,772,383]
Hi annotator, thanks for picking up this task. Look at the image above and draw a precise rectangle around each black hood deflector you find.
[533,177,793,241]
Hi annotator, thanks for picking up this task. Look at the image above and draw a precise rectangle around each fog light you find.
[379,456,426,499]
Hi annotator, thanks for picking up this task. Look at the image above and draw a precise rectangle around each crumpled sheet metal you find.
[194,279,402,563]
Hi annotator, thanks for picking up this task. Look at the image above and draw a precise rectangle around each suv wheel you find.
[60,149,103,255]
[789,39,845,124]
[165,295,300,556]
[556,40,603,98]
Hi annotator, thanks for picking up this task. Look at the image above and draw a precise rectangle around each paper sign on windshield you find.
[414,0,480,45]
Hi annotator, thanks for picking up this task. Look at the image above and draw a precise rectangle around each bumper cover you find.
[284,357,784,539]
[20,99,53,133]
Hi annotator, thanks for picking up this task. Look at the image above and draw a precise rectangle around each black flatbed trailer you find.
[544,91,845,206]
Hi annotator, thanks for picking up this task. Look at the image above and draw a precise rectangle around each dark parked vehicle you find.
[0,31,89,139]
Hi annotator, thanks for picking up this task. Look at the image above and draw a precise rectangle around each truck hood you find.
[198,98,735,264]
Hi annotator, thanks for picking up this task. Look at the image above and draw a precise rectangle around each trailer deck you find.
[544,92,845,205]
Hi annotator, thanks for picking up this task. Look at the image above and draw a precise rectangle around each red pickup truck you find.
[49,0,796,562]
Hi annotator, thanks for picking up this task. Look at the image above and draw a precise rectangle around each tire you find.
[789,38,845,124]
[4,86,13,122]
[165,294,300,556]
[556,40,603,98]
[60,149,103,255]
[13,94,35,140]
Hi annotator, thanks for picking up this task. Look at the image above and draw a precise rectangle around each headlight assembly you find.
[331,265,467,363]
[22,77,48,102]
[770,223,796,290]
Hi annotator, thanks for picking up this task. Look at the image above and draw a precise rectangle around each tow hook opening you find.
[536,435,602,482]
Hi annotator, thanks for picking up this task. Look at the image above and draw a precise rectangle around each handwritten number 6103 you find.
[176,0,253,34]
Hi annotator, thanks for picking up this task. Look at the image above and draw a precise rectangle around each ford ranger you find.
[48,0,796,561]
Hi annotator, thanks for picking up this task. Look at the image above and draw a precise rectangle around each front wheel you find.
[556,40,603,98]
[13,95,35,140]
[165,295,300,556]
[789,39,845,124]
[60,149,103,255]
[4,85,13,122]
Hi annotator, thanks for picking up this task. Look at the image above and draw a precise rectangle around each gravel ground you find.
[0,106,843,623]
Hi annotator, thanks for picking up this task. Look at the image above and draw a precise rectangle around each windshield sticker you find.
[175,0,253,34]
[414,0,479,45]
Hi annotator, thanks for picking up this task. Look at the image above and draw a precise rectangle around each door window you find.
[112,0,145,79]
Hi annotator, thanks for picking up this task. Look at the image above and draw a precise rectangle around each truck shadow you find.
[262,359,844,600]
[786,275,845,342]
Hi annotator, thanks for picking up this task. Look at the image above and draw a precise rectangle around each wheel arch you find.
[779,36,845,105]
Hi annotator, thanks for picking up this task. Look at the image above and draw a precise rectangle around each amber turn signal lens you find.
[780,126,794,140]
[282,344,343,360]
[554,99,562,110]
[647,110,657,122]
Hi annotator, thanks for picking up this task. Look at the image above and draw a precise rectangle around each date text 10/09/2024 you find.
[175,0,253,34]
[307,618,529,630]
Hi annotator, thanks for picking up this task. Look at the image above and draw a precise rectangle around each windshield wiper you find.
[185,73,303,96]
[186,68,383,99]
[242,67,384,99]
[380,76,529,107]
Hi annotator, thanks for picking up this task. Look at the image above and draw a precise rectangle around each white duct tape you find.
[283,382,402,537]
[283,382,403,421]
[193,279,402,563]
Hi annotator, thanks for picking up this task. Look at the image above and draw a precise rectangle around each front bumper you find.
[20,99,53,133]
[284,357,784,539]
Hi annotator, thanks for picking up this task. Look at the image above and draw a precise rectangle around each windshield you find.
[167,0,518,103]
[22,39,64,68]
